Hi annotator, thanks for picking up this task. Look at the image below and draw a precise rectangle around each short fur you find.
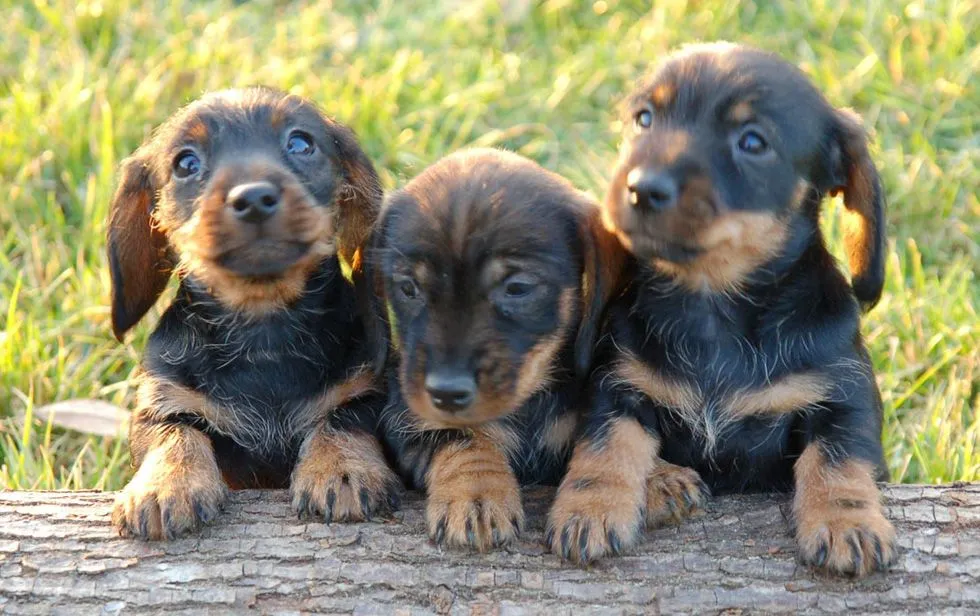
[555,43,894,574]
[369,148,625,551]
[108,87,397,539]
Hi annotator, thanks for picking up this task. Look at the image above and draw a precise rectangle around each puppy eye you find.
[501,273,537,299]
[395,276,419,300]
[737,130,769,155]
[634,109,653,130]
[504,279,535,298]
[286,131,315,156]
[173,150,201,179]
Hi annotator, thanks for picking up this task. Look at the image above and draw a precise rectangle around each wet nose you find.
[424,369,477,413]
[626,168,678,212]
[227,181,281,224]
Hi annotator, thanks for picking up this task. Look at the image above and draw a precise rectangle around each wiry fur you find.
[108,88,392,539]
[369,149,626,551]
[565,43,894,575]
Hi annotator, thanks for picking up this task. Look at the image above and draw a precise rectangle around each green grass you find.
[1,0,977,490]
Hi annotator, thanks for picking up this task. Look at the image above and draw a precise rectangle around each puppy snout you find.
[627,168,678,213]
[425,369,477,413]
[227,181,281,224]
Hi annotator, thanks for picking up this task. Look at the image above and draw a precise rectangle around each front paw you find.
[425,437,524,551]
[547,476,645,565]
[793,445,898,577]
[796,502,897,576]
[111,440,226,540]
[291,431,400,522]
[645,462,709,527]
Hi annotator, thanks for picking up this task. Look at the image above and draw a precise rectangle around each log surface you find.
[0,485,978,615]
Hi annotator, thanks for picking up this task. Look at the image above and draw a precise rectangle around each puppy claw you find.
[607,529,623,555]
[646,462,707,527]
[433,518,447,544]
[111,443,227,542]
[425,434,524,552]
[290,431,399,523]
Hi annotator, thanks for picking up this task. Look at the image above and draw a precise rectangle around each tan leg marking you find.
[425,426,523,552]
[793,443,897,577]
[547,417,657,564]
[291,429,400,522]
[112,426,227,540]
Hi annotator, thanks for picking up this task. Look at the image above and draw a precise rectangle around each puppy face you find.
[107,87,381,338]
[373,149,620,428]
[606,43,885,304]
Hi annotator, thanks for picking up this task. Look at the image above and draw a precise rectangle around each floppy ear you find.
[364,205,394,377]
[107,155,173,341]
[332,127,383,279]
[829,109,887,311]
[574,205,627,380]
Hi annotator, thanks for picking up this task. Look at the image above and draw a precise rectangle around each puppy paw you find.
[645,462,709,527]
[425,435,523,551]
[291,430,400,522]
[111,430,226,540]
[795,499,896,576]
[794,445,897,577]
[547,475,645,565]
[546,418,659,564]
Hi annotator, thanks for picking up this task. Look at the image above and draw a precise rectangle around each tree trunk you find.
[0,485,977,614]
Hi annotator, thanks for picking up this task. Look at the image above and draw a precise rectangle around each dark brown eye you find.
[635,109,653,129]
[737,130,769,155]
[501,273,537,299]
[173,150,201,179]
[286,131,315,156]
[397,277,419,300]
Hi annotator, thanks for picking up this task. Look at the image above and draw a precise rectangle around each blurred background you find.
[0,0,977,489]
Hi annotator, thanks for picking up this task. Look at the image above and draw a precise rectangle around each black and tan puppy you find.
[108,87,398,539]
[369,148,624,551]
[549,43,895,576]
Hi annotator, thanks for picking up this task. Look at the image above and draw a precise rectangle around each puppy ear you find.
[107,155,172,341]
[829,109,887,311]
[574,204,626,380]
[333,127,383,279]
[364,205,394,377]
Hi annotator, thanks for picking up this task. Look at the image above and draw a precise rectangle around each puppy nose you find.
[627,168,678,212]
[425,370,477,413]
[227,182,281,224]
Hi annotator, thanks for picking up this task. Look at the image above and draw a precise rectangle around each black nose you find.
[425,370,477,413]
[627,168,678,212]
[227,182,281,224]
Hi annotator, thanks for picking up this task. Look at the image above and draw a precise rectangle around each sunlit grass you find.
[1,0,976,489]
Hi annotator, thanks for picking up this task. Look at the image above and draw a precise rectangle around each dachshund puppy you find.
[550,43,895,575]
[369,148,624,552]
[107,87,398,539]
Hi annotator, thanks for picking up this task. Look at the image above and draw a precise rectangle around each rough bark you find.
[0,485,977,615]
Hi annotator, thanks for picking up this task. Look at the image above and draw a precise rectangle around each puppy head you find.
[107,87,381,339]
[371,149,622,428]
[605,42,885,307]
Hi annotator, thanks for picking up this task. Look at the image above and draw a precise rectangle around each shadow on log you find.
[0,485,978,614]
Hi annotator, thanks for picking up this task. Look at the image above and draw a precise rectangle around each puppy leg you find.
[112,422,227,540]
[547,416,657,564]
[425,427,523,552]
[291,427,400,522]
[645,459,709,527]
[291,391,400,522]
[793,442,896,576]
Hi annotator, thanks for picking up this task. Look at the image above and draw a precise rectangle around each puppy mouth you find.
[214,239,313,279]
[635,237,704,264]
[615,224,705,264]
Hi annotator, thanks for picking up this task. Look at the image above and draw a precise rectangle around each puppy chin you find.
[215,240,313,279]
[409,398,514,430]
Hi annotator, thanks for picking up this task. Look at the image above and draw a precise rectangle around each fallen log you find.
[0,485,977,614]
